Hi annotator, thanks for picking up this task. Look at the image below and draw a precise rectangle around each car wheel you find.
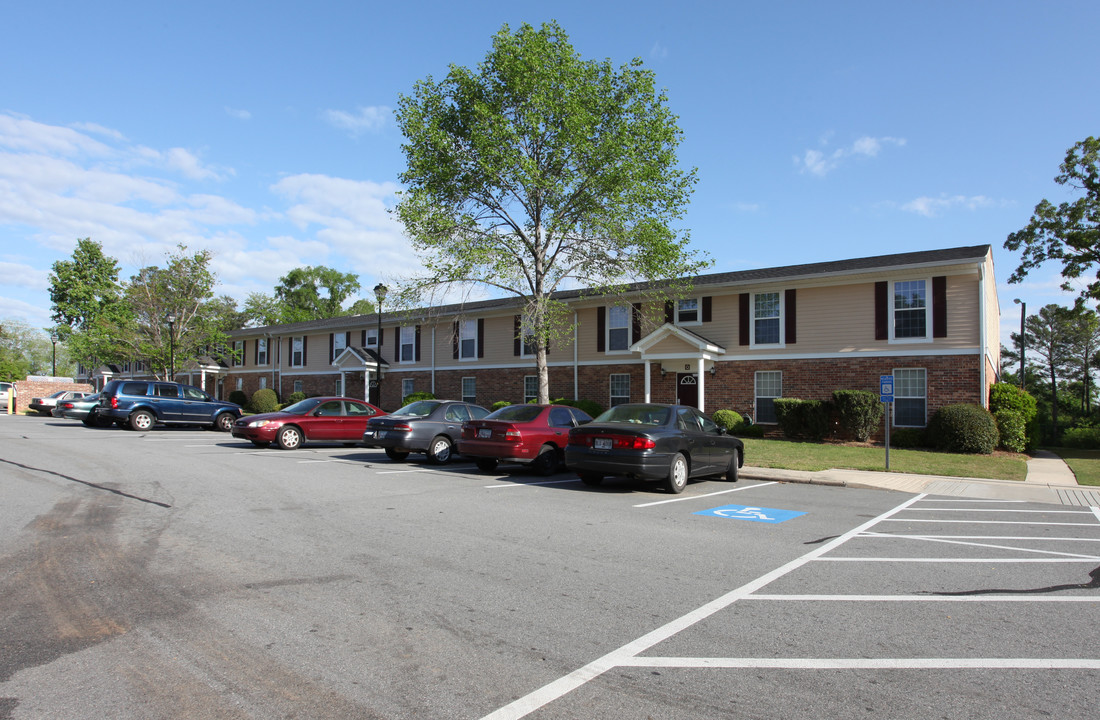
[475,457,499,472]
[427,435,453,465]
[277,425,303,450]
[214,412,234,432]
[250,440,271,448]
[385,448,409,462]
[663,453,689,494]
[129,410,155,431]
[82,413,101,428]
[579,472,603,486]
[725,448,740,482]
[531,444,561,476]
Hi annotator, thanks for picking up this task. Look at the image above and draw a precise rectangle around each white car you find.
[0,382,15,407]
[29,390,88,416]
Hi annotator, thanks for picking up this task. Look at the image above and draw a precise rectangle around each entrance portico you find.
[630,324,725,412]
[332,346,390,405]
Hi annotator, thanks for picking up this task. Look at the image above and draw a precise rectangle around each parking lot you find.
[2,415,1099,719]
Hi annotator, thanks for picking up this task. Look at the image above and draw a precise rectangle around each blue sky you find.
[2,0,1097,351]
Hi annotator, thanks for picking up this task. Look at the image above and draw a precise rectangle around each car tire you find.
[129,410,155,432]
[385,448,409,462]
[579,472,603,486]
[475,457,499,472]
[277,425,303,450]
[531,444,561,476]
[663,453,689,494]
[427,435,453,465]
[725,448,740,482]
[213,412,234,432]
[250,440,271,448]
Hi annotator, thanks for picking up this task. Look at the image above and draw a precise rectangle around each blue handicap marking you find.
[694,504,806,524]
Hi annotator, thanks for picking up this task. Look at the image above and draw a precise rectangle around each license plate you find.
[594,437,612,450]
[478,428,492,439]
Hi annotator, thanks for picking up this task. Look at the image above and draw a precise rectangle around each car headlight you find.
[247,419,272,428]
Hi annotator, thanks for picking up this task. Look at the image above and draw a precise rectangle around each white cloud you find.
[901,194,996,217]
[650,41,669,60]
[322,106,392,136]
[225,107,252,121]
[795,135,906,176]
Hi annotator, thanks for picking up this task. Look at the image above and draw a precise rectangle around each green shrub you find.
[553,398,604,418]
[285,391,306,406]
[889,427,928,448]
[732,423,765,438]
[832,390,883,442]
[773,398,830,441]
[993,409,1027,452]
[250,388,280,414]
[1061,426,1100,449]
[989,383,1038,425]
[927,404,999,454]
[402,391,436,405]
[491,400,512,411]
[229,390,248,408]
[712,409,742,431]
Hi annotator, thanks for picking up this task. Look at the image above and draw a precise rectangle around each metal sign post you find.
[880,375,894,470]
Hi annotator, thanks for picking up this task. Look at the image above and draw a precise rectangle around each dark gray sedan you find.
[564,403,744,493]
[362,399,490,464]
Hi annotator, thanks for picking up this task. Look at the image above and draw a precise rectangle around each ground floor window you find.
[293,380,303,394]
[335,377,344,396]
[755,370,782,424]
[893,368,927,427]
[402,378,415,400]
[524,375,538,404]
[462,377,476,404]
[235,377,243,391]
[259,376,267,390]
[610,373,630,407]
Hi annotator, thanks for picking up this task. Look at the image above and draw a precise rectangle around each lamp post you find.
[166,314,177,381]
[373,283,387,407]
[1013,299,1025,389]
[50,333,58,377]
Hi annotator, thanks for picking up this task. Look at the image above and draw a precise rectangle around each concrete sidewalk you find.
[740,449,1100,507]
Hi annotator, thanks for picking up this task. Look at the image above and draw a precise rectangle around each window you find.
[607,305,631,351]
[332,332,347,361]
[549,407,576,428]
[519,315,537,357]
[753,292,781,345]
[400,326,416,362]
[459,320,477,360]
[259,377,267,390]
[233,340,244,367]
[755,371,782,424]
[155,384,179,398]
[256,338,268,365]
[677,298,699,324]
[894,368,927,427]
[235,378,243,391]
[893,280,928,339]
[462,377,476,404]
[365,328,378,347]
[293,380,303,394]
[524,376,538,404]
[291,337,305,367]
[402,378,415,399]
[610,374,630,407]
[335,377,344,396]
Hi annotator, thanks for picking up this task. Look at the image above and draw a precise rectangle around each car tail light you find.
[110,396,119,409]
[392,423,412,432]
[570,434,655,450]
[503,427,522,442]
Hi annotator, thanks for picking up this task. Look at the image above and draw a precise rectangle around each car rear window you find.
[121,382,149,396]
[487,405,542,422]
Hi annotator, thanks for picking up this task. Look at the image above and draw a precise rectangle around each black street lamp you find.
[373,283,387,407]
[1013,298,1026,389]
[166,313,177,381]
[50,333,58,377]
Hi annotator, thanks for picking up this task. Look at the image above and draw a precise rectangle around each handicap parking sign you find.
[694,504,806,524]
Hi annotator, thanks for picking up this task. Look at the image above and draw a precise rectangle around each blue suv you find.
[98,380,242,431]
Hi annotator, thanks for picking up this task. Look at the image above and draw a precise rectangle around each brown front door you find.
[677,373,698,408]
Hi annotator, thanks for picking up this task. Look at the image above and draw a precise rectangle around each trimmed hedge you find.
[712,409,742,431]
[889,427,928,449]
[833,390,883,442]
[553,398,604,419]
[491,400,513,411]
[989,382,1039,451]
[927,403,999,454]
[402,391,436,405]
[250,388,280,414]
[228,390,248,408]
[1061,426,1100,449]
[993,409,1027,453]
[285,391,307,406]
[774,398,830,441]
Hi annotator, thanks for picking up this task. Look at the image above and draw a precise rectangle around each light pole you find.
[166,313,177,381]
[50,333,58,377]
[373,283,387,407]
[1013,299,1025,389]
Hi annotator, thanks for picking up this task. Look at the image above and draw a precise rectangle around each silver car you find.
[362,399,489,464]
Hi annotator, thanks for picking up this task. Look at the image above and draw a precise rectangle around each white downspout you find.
[573,311,579,400]
[978,263,988,408]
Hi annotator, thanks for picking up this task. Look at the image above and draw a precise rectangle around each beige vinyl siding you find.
[792,283,876,352]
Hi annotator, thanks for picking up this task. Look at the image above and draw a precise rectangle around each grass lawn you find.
[741,438,1028,482]
[1045,448,1100,486]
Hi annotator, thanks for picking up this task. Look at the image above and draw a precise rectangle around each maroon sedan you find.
[232,396,385,450]
[459,404,593,475]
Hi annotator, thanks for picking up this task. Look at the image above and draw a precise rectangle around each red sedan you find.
[459,404,593,475]
[231,396,385,450]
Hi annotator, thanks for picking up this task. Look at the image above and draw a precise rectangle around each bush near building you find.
[832,390,884,442]
[774,398,831,441]
[989,382,1039,451]
[927,403,999,455]
[250,388,279,414]
[229,390,248,408]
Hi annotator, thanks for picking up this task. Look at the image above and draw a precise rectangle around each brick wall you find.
[11,380,95,414]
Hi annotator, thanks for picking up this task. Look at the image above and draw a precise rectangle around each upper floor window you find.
[232,340,244,366]
[256,338,268,365]
[607,305,631,352]
[332,332,347,361]
[459,320,477,360]
[291,337,305,367]
[365,328,378,347]
[677,298,699,324]
[893,280,928,339]
[753,292,781,345]
[400,326,416,362]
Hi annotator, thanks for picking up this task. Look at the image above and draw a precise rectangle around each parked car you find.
[564,403,745,493]
[232,396,385,449]
[29,390,89,416]
[52,392,102,420]
[0,382,15,408]
[98,380,242,431]
[362,399,489,464]
[459,404,593,475]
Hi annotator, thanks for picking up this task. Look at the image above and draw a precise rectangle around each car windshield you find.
[485,405,542,422]
[594,404,670,426]
[393,400,441,417]
[281,398,323,415]
[49,391,67,398]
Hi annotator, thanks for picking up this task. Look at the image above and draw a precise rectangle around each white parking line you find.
[749,594,1100,602]
[633,481,778,507]
[485,479,580,489]
[623,657,1100,669]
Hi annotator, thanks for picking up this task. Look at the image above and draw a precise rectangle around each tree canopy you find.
[394,21,708,403]
[245,265,365,326]
[1005,136,1100,305]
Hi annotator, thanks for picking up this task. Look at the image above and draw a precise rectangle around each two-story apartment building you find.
[214,244,999,431]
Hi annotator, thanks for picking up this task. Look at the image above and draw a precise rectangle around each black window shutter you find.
[785,289,796,344]
[632,303,642,344]
[477,318,485,358]
[739,294,750,346]
[302,336,308,365]
[253,339,258,364]
[514,315,521,356]
[875,282,888,340]
[345,331,352,351]
[361,329,366,346]
[664,301,674,324]
[702,296,712,323]
[394,328,400,357]
[932,276,947,338]
[415,325,421,362]
[597,306,606,352]
[329,333,335,361]
[453,321,459,359]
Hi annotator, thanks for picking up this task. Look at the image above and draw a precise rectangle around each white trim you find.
[888,276,932,344]
[749,290,786,349]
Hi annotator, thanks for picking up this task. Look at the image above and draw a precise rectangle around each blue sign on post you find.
[694,504,806,524]
[880,375,894,403]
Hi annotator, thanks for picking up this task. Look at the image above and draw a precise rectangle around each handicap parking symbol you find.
[694,504,806,524]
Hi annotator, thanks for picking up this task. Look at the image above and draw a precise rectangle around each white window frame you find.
[751,291,784,348]
[256,338,268,365]
[459,319,478,360]
[293,380,303,394]
[235,377,243,391]
[365,328,378,347]
[259,376,267,390]
[400,326,416,363]
[233,340,244,367]
[754,370,782,424]
[524,376,538,404]
[462,377,476,404]
[890,278,930,343]
[676,298,700,325]
[402,378,415,399]
[893,367,927,427]
[519,315,537,358]
[610,373,630,407]
[607,305,631,353]
[291,336,305,367]
[332,332,347,361]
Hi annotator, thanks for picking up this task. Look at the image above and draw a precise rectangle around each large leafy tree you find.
[48,238,129,367]
[1005,137,1100,303]
[1019,304,1080,437]
[245,266,364,325]
[394,21,707,403]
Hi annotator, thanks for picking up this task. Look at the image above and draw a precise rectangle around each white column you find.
[697,357,705,412]
[644,360,652,402]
